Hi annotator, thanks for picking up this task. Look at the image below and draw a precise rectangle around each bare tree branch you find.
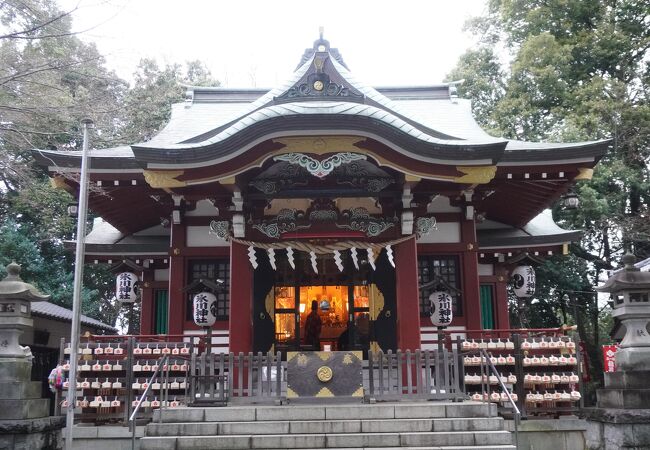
[0,4,78,40]
[0,125,72,136]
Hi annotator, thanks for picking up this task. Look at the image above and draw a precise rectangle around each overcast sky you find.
[62,0,487,88]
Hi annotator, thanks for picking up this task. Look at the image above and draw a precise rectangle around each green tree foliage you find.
[446,48,506,134]
[449,0,649,392]
[1,0,125,328]
[0,0,219,332]
[0,0,127,197]
[120,59,220,143]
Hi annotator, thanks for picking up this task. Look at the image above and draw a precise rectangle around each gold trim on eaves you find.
[143,170,186,188]
[168,136,501,186]
[574,168,594,180]
[273,136,365,155]
[452,165,497,184]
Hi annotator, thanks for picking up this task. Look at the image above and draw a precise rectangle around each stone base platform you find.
[583,408,650,450]
[0,416,65,450]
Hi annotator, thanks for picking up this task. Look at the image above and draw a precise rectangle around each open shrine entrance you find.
[252,248,397,355]
[274,284,370,352]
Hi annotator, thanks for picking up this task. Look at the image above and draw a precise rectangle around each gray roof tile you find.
[31,301,117,332]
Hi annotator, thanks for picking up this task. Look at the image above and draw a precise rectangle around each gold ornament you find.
[143,170,186,188]
[317,366,333,382]
[574,168,594,180]
[296,354,308,367]
[453,166,497,184]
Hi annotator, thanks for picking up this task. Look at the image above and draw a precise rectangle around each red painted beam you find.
[281,231,365,239]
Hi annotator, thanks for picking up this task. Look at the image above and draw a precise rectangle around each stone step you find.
[139,430,513,449]
[146,417,504,436]
[155,402,496,423]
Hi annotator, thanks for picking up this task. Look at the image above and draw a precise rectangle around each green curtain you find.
[479,285,495,330]
[154,290,169,334]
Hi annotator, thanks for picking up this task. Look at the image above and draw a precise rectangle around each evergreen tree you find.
[0,0,219,332]
[448,0,650,394]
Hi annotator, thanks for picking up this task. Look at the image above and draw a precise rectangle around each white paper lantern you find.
[115,272,138,303]
[193,292,217,327]
[512,266,536,298]
[429,291,453,327]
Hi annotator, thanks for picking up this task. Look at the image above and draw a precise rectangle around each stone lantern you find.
[583,254,650,449]
[0,262,64,449]
[0,262,49,358]
[596,253,650,370]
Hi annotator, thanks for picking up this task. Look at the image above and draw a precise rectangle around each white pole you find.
[65,118,93,450]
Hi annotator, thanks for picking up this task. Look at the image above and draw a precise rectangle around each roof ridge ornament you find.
[295,30,349,71]
[315,26,328,52]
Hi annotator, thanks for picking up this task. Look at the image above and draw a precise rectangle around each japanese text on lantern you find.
[429,291,453,327]
[118,273,132,300]
[192,292,217,327]
[525,267,536,296]
[115,272,138,302]
[195,293,208,324]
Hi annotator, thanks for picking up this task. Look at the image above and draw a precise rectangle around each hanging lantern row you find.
[429,291,454,327]
[192,292,218,327]
[115,272,139,303]
[511,265,536,298]
[246,245,395,273]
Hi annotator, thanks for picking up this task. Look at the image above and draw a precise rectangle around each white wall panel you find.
[187,226,229,247]
[416,222,461,243]
[478,264,494,276]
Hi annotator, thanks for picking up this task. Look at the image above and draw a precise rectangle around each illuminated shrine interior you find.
[274,285,370,350]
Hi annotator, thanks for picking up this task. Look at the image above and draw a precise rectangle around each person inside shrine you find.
[304,300,322,350]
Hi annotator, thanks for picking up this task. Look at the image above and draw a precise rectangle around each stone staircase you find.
[140,401,515,449]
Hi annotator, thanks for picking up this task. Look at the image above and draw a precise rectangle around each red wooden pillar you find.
[140,270,154,335]
[229,241,252,354]
[395,237,421,351]
[168,223,186,335]
[461,219,482,332]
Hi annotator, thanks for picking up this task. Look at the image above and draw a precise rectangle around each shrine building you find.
[34,36,607,355]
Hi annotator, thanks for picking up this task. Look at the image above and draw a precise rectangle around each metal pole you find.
[65,118,93,450]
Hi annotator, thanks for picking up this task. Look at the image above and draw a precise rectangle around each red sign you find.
[602,344,618,373]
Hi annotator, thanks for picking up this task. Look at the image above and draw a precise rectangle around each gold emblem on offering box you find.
[317,366,333,382]
[287,351,363,399]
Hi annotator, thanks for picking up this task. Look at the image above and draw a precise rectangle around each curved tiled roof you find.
[475,210,581,248]
[31,301,117,332]
[33,37,608,170]
[139,101,502,150]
